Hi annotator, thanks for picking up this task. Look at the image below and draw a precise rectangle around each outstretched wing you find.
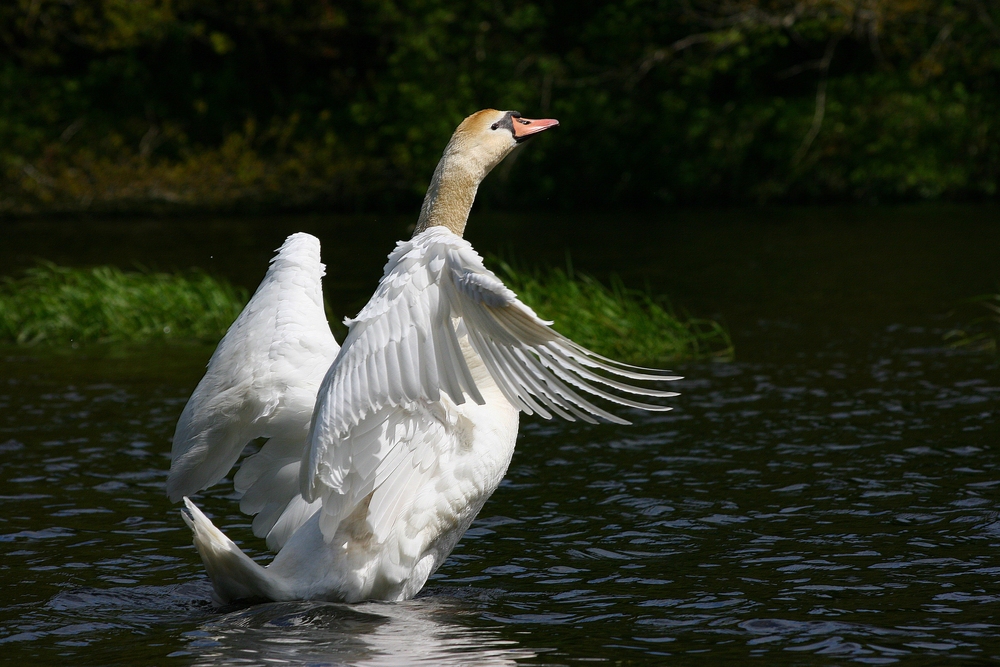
[304,226,679,542]
[167,232,339,550]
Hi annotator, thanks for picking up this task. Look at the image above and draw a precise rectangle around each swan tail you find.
[181,497,288,604]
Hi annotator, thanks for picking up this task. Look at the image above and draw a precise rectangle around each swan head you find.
[415,109,559,237]
[446,109,560,176]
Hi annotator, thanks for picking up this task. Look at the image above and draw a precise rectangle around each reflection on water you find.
[1,210,999,664]
[6,581,535,666]
[182,597,535,667]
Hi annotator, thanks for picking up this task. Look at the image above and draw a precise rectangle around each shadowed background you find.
[2,0,999,214]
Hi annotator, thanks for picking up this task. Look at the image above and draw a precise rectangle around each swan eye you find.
[491,122,499,130]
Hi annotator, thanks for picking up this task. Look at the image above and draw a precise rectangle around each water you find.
[1,207,999,664]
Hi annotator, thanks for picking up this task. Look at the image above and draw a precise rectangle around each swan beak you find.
[512,116,559,142]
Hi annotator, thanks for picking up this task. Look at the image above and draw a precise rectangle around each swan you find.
[167,109,680,604]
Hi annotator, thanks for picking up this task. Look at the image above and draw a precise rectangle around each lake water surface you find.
[2,206,999,665]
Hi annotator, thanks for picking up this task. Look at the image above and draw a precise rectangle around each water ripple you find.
[1,327,999,663]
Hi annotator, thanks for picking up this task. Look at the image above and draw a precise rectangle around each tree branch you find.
[792,35,840,166]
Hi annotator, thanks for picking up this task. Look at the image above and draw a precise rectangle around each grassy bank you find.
[945,292,1000,354]
[0,263,247,345]
[498,261,733,364]
[0,262,731,363]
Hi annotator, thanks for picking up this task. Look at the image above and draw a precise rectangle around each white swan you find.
[167,109,680,604]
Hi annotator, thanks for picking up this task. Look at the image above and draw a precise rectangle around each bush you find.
[1,1,998,212]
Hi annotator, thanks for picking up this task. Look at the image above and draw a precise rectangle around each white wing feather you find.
[304,227,679,543]
[167,232,339,549]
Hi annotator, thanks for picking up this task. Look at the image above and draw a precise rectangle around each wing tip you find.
[166,475,189,504]
[180,496,202,531]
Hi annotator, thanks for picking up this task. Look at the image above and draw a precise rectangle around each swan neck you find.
[413,151,483,238]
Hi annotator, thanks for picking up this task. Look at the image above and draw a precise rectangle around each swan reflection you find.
[184,595,535,666]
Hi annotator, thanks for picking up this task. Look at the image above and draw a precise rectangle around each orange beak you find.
[512,116,559,142]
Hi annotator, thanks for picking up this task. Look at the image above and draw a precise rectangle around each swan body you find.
[168,109,680,604]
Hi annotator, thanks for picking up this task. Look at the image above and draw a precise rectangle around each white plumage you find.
[168,232,335,551]
[168,109,680,603]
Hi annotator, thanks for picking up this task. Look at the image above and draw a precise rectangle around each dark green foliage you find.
[0,263,247,344]
[497,261,733,364]
[1,0,998,212]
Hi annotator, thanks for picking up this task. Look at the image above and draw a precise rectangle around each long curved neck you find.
[413,154,482,238]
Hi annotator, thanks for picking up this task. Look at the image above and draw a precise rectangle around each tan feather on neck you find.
[413,110,512,238]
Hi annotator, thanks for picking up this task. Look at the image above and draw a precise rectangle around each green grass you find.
[945,292,1000,354]
[1,261,733,363]
[0,263,248,345]
[495,260,733,365]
